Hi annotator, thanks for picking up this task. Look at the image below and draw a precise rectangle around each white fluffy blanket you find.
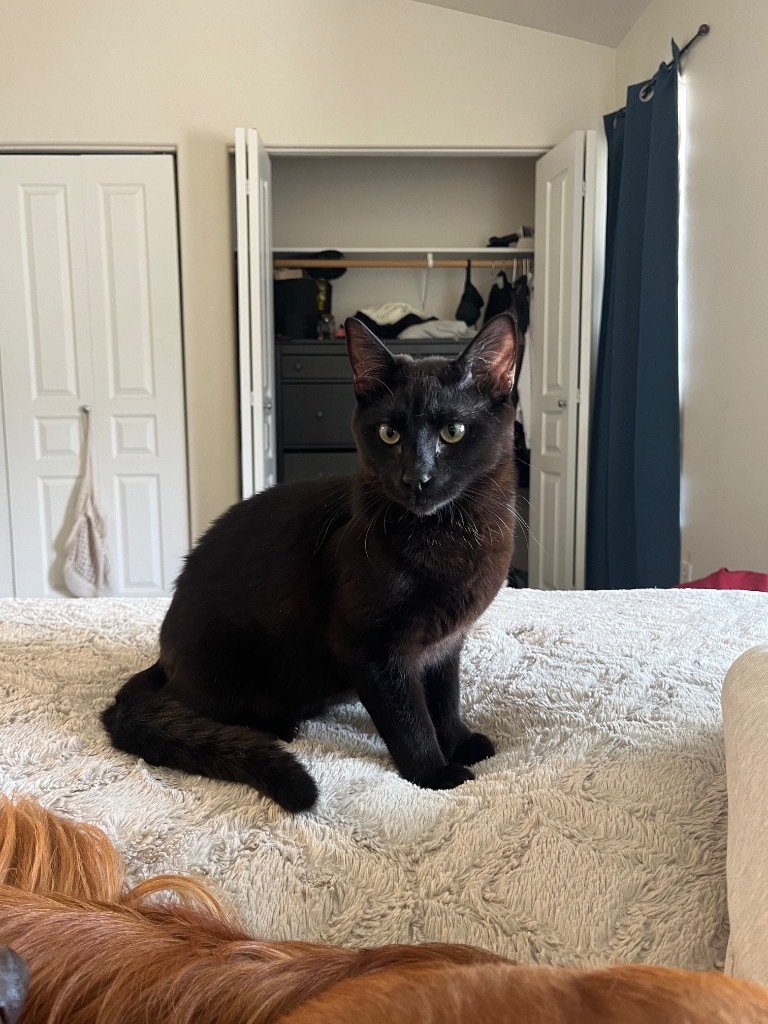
[1,589,767,969]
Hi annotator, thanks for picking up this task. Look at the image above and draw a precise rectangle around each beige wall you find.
[2,0,614,536]
[617,3,768,577]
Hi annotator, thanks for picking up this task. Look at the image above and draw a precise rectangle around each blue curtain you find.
[587,46,681,590]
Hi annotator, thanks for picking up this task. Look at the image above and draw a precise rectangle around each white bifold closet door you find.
[0,389,12,596]
[0,153,189,597]
[529,130,603,591]
[235,128,277,497]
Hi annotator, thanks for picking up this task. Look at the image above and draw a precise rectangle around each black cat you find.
[102,313,519,812]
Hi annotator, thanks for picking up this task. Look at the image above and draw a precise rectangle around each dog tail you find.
[101,664,318,813]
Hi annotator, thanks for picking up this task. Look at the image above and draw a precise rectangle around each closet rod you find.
[273,258,533,270]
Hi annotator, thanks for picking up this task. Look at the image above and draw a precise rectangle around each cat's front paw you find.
[274,719,301,742]
[451,731,495,766]
[420,762,475,791]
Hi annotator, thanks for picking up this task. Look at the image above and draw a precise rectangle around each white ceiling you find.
[410,0,655,47]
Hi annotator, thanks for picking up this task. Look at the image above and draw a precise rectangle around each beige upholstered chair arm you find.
[723,644,768,984]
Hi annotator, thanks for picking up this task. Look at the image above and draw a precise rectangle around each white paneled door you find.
[0,369,13,596]
[529,131,601,591]
[0,154,188,597]
[235,128,276,497]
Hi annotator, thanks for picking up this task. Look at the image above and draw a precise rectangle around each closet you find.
[0,153,189,597]
[235,132,603,590]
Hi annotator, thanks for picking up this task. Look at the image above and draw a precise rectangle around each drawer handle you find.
[315,410,324,419]
[294,361,303,371]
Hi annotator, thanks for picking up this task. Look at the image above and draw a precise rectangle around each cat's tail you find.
[100,664,319,813]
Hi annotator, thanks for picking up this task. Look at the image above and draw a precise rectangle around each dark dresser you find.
[276,338,466,483]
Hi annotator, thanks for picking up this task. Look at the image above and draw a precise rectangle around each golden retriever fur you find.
[0,796,766,1023]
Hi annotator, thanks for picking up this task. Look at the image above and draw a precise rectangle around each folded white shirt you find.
[359,301,427,325]
[398,320,476,340]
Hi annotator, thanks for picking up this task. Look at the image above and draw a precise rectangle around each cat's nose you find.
[402,472,432,495]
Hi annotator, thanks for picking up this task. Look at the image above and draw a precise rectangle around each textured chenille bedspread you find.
[1,589,766,969]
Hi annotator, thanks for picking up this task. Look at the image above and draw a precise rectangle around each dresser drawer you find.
[281,384,355,447]
[282,451,358,483]
[281,354,351,380]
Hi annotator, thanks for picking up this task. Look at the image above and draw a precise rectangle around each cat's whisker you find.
[511,511,545,556]
[358,374,393,398]
[457,483,525,550]
[485,507,511,536]
[514,493,532,515]
[313,493,355,555]
[463,485,544,557]
[333,489,383,552]
[362,496,389,562]
[462,485,515,519]
[452,497,483,545]
[485,476,513,502]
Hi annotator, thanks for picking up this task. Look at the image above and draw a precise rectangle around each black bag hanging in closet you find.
[512,273,531,334]
[482,271,513,325]
[455,260,484,326]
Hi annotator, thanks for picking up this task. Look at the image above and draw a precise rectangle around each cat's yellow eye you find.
[440,422,466,444]
[378,423,400,445]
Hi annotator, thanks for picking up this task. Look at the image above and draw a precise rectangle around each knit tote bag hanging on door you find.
[62,407,112,597]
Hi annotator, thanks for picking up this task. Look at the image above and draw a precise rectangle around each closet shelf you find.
[273,246,534,270]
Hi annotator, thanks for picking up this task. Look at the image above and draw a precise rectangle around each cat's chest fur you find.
[331,479,514,652]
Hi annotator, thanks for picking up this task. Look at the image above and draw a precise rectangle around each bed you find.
[1,588,766,972]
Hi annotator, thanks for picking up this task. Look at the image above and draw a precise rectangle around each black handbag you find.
[482,271,513,325]
[455,260,484,326]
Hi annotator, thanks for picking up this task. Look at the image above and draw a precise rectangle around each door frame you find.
[238,139,604,589]
[575,132,606,588]
[266,146,547,157]
[0,354,14,596]
[0,145,176,154]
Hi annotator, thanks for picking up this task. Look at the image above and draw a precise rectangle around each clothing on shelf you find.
[354,310,436,339]
[487,232,519,247]
[359,302,426,325]
[487,226,534,248]
[397,320,476,340]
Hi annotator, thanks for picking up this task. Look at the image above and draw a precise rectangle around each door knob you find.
[558,399,567,408]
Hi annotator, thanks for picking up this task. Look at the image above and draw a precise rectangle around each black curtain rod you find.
[640,23,709,97]
[678,23,710,64]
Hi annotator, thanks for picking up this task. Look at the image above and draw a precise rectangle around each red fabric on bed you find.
[676,567,768,592]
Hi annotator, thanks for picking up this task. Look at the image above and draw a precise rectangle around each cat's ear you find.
[457,312,518,399]
[345,317,396,398]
